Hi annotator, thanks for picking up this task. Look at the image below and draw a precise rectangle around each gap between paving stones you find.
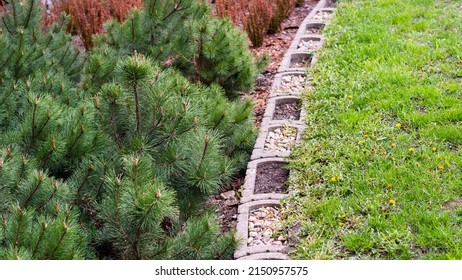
[234,0,336,260]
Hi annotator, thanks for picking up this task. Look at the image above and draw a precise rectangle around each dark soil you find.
[305,25,325,35]
[443,198,462,209]
[326,0,337,8]
[206,176,244,234]
[254,162,289,194]
[274,100,302,120]
[290,55,312,68]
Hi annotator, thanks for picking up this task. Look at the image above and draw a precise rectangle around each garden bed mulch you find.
[207,0,319,234]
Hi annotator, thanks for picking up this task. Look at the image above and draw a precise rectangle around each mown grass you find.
[284,0,462,259]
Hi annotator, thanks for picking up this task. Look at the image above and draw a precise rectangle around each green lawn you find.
[284,0,462,259]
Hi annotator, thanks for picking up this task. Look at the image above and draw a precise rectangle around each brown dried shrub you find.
[242,0,272,47]
[268,0,296,34]
[43,0,141,49]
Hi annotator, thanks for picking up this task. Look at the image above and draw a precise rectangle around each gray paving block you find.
[270,72,311,97]
[279,52,314,73]
[262,96,307,124]
[289,35,324,52]
[240,157,288,203]
[237,253,290,260]
[234,200,289,259]
[301,22,326,36]
[319,7,336,12]
[250,123,306,160]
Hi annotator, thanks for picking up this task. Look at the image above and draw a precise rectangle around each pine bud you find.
[60,83,64,92]
[42,222,48,230]
[182,101,187,111]
[156,189,161,199]
[0,159,2,169]
[26,80,31,90]
[51,136,56,150]
[46,109,51,119]
[53,180,58,190]
[6,147,11,157]
[2,214,6,225]
[194,117,199,125]
[94,95,100,109]
[63,223,68,231]
[33,95,39,105]
[38,171,43,182]
[133,50,138,64]
[55,202,60,213]
[115,176,121,187]
[205,135,210,143]
[133,157,139,166]
[181,84,186,95]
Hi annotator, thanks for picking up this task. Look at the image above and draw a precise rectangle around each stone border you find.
[261,96,307,125]
[250,123,306,160]
[269,72,311,98]
[234,0,335,260]
[289,35,324,53]
[279,52,314,73]
[240,157,289,203]
[234,200,289,259]
[237,253,289,260]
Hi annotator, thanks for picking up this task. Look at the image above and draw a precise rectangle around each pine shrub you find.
[0,0,256,260]
[97,0,260,98]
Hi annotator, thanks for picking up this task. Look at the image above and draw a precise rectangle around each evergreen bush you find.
[0,0,257,259]
[96,0,260,98]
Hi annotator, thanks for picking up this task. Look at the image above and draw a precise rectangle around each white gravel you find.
[275,75,309,93]
[247,207,287,247]
[264,126,297,152]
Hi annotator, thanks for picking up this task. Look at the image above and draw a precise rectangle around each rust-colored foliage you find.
[242,0,272,47]
[214,0,296,47]
[215,0,243,25]
[268,0,296,34]
[44,0,141,49]
[0,0,5,14]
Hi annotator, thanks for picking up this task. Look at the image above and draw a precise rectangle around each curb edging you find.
[234,0,335,260]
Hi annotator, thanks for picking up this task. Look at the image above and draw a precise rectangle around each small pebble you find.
[247,206,284,247]
[276,75,309,93]
[313,11,334,22]
[264,126,297,152]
